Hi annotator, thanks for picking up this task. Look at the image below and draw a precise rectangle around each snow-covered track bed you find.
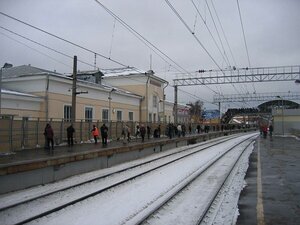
[140,135,256,225]
[0,133,257,225]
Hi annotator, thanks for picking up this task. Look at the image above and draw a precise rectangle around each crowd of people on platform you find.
[44,121,252,152]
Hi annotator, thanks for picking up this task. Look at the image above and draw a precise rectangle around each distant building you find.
[100,68,168,123]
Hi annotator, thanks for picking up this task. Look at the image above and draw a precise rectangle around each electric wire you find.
[0,31,72,69]
[236,0,257,94]
[94,0,223,96]
[205,0,247,97]
[166,0,246,98]
[0,6,243,109]
[0,26,97,69]
[210,0,237,66]
[203,0,231,67]
[0,11,134,69]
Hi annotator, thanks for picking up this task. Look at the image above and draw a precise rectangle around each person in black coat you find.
[140,124,146,142]
[44,123,54,151]
[67,124,75,147]
[100,124,108,146]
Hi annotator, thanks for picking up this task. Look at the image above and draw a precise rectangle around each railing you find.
[0,116,253,153]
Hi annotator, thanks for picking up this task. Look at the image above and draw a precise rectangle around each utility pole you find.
[71,56,77,123]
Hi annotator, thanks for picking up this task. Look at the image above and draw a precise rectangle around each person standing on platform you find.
[67,124,75,147]
[140,124,146,142]
[44,123,54,152]
[177,124,182,137]
[269,124,274,138]
[91,125,99,144]
[100,124,108,146]
[147,125,151,139]
[135,125,140,141]
[262,124,268,139]
[157,124,161,138]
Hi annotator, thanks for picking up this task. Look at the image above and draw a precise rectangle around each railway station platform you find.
[237,135,300,225]
[0,130,246,193]
[0,129,299,224]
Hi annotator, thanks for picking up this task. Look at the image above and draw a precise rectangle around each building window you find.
[149,113,152,122]
[117,110,122,121]
[129,112,133,121]
[153,113,156,123]
[64,105,72,121]
[153,95,158,108]
[102,109,108,122]
[85,107,93,122]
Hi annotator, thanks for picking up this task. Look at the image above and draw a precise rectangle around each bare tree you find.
[187,100,203,123]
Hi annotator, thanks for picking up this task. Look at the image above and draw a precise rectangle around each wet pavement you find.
[237,135,300,225]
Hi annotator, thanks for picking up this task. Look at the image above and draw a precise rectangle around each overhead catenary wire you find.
[0,31,72,69]
[195,0,248,97]
[236,0,256,94]
[165,0,247,99]
[204,0,249,96]
[0,6,245,108]
[94,0,223,97]
[210,0,237,67]
[190,0,231,68]
[203,0,231,67]
[0,11,136,70]
[0,26,97,69]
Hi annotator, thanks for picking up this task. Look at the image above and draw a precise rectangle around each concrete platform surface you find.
[237,135,300,225]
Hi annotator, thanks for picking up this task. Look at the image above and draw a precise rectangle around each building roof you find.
[102,67,168,84]
[2,65,142,99]
[1,88,42,99]
[1,65,60,79]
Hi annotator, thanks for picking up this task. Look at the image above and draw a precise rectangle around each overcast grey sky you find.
[1,0,300,110]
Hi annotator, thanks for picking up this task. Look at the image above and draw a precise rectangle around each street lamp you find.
[276,96,284,136]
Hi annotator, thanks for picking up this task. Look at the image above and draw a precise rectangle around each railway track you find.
[0,133,257,225]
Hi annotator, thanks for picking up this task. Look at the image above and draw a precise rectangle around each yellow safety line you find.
[257,139,265,225]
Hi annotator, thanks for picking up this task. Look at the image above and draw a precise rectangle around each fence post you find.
[9,115,14,152]
[36,118,40,148]
[60,119,64,144]
[80,120,83,143]
[21,117,25,149]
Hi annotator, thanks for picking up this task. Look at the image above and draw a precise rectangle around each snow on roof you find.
[1,65,60,79]
[102,67,146,77]
[1,89,41,98]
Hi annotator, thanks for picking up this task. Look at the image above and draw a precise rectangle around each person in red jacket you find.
[262,125,268,139]
[91,125,99,144]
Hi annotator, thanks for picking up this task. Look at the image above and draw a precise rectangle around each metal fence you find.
[0,115,245,153]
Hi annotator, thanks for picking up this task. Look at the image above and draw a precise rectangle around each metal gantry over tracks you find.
[173,65,300,123]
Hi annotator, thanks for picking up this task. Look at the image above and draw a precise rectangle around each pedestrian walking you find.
[140,124,146,142]
[66,124,75,147]
[100,124,108,146]
[91,125,99,144]
[44,123,54,152]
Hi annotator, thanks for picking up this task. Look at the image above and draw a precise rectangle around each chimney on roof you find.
[3,63,13,68]
[95,70,104,84]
